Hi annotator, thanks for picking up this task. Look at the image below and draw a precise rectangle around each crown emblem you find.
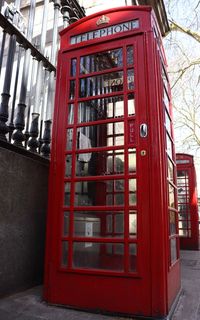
[96,15,110,26]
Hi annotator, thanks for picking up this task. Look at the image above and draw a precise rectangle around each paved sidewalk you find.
[0,250,199,320]
[172,250,200,320]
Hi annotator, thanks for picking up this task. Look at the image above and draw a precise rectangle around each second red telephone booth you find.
[44,6,181,319]
[176,153,199,250]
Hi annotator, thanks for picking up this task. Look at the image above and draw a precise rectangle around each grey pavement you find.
[0,250,199,320]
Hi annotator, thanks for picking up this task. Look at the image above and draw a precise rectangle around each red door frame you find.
[176,153,199,250]
[44,6,181,318]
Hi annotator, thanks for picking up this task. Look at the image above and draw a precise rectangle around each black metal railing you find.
[0,0,85,157]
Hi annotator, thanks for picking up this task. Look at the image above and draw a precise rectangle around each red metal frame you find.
[44,6,181,318]
[176,153,199,250]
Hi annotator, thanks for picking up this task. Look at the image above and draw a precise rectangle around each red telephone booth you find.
[176,153,199,250]
[44,6,181,319]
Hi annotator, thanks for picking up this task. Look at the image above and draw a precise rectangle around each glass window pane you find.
[63,212,70,236]
[79,71,123,98]
[76,122,124,149]
[170,238,177,264]
[129,211,137,238]
[169,183,175,208]
[64,183,71,206]
[162,65,168,88]
[61,241,68,266]
[128,93,135,115]
[69,80,75,99]
[129,243,137,272]
[168,157,174,183]
[68,104,74,124]
[115,179,124,191]
[165,110,171,133]
[71,58,77,77]
[179,229,191,237]
[115,194,124,205]
[178,204,189,220]
[65,155,72,177]
[78,96,124,123]
[129,179,137,205]
[163,87,169,110]
[127,69,134,90]
[74,211,124,238]
[166,133,172,158]
[129,179,136,191]
[129,149,136,172]
[127,46,134,65]
[74,180,124,206]
[66,128,73,150]
[169,211,176,235]
[73,242,124,271]
[76,149,125,177]
[80,48,123,74]
[129,193,137,205]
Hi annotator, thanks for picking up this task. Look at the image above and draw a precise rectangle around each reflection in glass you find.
[80,48,123,74]
[71,58,77,76]
[177,170,188,181]
[168,157,174,182]
[169,211,176,235]
[78,96,124,123]
[61,241,68,266]
[128,93,135,115]
[63,212,69,236]
[165,110,171,133]
[166,133,172,157]
[73,242,124,271]
[168,183,175,208]
[170,238,177,264]
[178,204,189,220]
[74,180,124,206]
[115,194,124,205]
[64,183,71,206]
[76,122,124,150]
[129,243,137,272]
[75,149,125,177]
[66,128,73,150]
[179,229,191,237]
[129,194,136,205]
[73,211,124,238]
[129,179,137,205]
[69,80,75,99]
[178,219,190,230]
[129,211,137,237]
[127,69,134,90]
[127,46,134,65]
[79,71,123,98]
[65,155,72,177]
[68,104,74,124]
[129,179,136,192]
[128,149,136,172]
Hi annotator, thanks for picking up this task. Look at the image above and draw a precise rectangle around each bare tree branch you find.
[169,19,200,43]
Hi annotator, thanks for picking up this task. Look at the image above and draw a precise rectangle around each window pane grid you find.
[61,49,138,273]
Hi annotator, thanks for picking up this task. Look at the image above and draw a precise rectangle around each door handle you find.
[140,123,148,138]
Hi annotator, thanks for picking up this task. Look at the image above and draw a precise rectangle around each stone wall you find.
[0,141,49,297]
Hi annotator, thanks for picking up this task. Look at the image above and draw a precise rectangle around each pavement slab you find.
[0,250,199,320]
